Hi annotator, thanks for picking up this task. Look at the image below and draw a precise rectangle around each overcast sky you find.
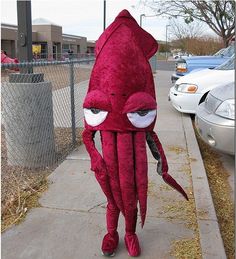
[1,0,172,41]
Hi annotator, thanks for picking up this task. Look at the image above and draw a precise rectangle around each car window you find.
[219,44,234,57]
[213,48,225,56]
[215,55,235,70]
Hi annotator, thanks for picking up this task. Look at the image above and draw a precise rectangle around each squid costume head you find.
[83,9,158,132]
[83,9,188,234]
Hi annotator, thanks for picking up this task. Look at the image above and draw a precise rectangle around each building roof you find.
[1,23,17,30]
[32,18,60,26]
[62,34,82,40]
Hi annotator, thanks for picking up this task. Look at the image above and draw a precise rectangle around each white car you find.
[169,56,235,114]
[195,82,234,155]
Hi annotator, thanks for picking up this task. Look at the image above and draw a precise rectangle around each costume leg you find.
[101,202,120,256]
[101,131,123,256]
[106,203,120,235]
[117,132,141,257]
[124,207,140,257]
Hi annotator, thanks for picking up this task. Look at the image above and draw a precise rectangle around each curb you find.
[182,114,226,259]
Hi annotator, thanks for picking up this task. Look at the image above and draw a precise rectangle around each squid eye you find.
[127,109,156,128]
[84,108,108,126]
[90,108,101,114]
[136,110,149,116]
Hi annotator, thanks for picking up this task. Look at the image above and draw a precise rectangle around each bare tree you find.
[168,19,205,52]
[169,18,204,39]
[171,36,223,55]
[140,0,235,46]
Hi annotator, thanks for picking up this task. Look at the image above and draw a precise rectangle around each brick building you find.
[1,18,95,60]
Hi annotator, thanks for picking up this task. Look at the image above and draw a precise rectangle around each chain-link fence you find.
[2,58,95,170]
[1,55,158,170]
[32,52,95,61]
[1,58,94,229]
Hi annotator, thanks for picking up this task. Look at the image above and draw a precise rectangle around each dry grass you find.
[1,127,84,232]
[162,186,202,258]
[148,180,158,198]
[34,65,92,91]
[1,175,49,232]
[167,145,186,155]
[194,125,235,259]
[159,146,202,258]
[148,141,202,257]
[171,237,201,259]
[1,65,92,91]
[166,122,234,258]
[149,162,202,258]
[168,123,235,258]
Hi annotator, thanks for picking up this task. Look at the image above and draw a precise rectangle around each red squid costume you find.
[82,10,188,257]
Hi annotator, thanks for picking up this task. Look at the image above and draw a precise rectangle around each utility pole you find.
[140,14,145,27]
[103,0,106,31]
[5,0,55,169]
[165,24,170,61]
[17,0,33,65]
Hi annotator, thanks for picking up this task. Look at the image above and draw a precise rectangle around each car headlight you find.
[175,83,198,93]
[215,99,235,120]
[176,62,187,73]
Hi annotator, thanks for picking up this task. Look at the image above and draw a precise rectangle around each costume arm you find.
[146,131,188,200]
[82,128,106,173]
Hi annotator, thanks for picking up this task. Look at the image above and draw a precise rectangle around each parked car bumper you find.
[169,87,202,114]
[195,104,235,155]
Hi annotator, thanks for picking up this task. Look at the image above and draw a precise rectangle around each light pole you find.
[103,0,106,31]
[140,14,161,28]
[17,0,33,72]
[140,14,145,27]
[165,24,170,61]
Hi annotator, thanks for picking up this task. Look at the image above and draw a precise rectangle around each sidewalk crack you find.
[88,201,107,212]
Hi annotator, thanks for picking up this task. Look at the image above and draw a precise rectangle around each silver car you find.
[195,82,235,155]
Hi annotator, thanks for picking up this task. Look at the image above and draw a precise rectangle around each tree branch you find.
[140,0,235,46]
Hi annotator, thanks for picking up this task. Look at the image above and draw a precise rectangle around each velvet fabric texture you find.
[82,9,188,257]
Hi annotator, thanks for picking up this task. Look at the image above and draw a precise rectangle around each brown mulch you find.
[194,123,235,259]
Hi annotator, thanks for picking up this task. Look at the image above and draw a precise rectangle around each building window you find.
[62,44,70,53]
[32,42,47,59]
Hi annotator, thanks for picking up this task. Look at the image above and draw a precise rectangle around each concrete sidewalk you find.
[2,70,226,259]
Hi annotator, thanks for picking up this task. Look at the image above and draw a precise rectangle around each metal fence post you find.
[17,0,33,73]
[149,54,157,73]
[69,61,76,147]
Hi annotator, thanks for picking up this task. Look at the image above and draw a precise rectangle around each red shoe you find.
[101,231,119,257]
[124,233,141,257]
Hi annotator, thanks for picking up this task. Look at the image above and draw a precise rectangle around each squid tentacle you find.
[146,131,162,175]
[101,131,125,215]
[117,133,137,220]
[134,131,148,228]
[82,129,115,203]
[146,131,188,201]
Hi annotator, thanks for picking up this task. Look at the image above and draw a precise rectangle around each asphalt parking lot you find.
[157,60,175,71]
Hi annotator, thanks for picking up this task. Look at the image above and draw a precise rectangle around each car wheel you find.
[190,113,195,120]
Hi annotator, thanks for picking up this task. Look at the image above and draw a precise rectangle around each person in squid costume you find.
[82,10,188,257]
